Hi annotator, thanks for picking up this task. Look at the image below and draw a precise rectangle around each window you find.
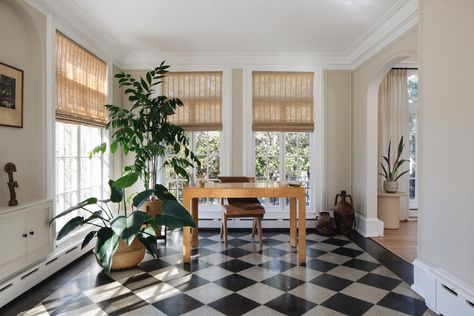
[54,32,109,233]
[408,72,418,209]
[162,72,223,204]
[166,131,221,204]
[252,71,314,211]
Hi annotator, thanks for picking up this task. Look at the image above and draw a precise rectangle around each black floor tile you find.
[309,273,353,292]
[74,272,115,292]
[208,293,260,316]
[261,274,305,291]
[176,259,212,272]
[198,238,219,246]
[165,274,210,291]
[263,238,285,246]
[343,258,381,272]
[191,247,215,257]
[305,258,338,272]
[377,292,427,316]
[322,238,351,247]
[259,259,295,272]
[228,238,251,247]
[42,292,94,316]
[321,293,374,316]
[265,293,317,316]
[121,273,161,291]
[218,259,255,273]
[152,293,204,316]
[214,274,256,292]
[137,259,171,272]
[306,248,327,258]
[96,292,149,316]
[221,248,252,258]
[331,247,364,258]
[357,273,402,291]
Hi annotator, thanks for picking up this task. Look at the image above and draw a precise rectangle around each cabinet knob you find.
[29,231,34,236]
[22,233,27,238]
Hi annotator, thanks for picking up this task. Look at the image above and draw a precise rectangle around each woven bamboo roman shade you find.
[56,32,108,127]
[163,71,223,131]
[252,71,314,132]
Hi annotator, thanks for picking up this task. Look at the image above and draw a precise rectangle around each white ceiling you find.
[69,0,405,56]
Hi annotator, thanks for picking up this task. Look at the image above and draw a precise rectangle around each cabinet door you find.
[0,212,27,277]
[26,205,54,264]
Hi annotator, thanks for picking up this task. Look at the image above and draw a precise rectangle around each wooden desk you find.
[182,182,307,264]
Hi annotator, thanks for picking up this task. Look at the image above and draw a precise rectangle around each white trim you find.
[354,211,384,237]
[412,258,474,314]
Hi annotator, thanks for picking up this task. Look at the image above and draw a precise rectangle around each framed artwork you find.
[0,62,23,128]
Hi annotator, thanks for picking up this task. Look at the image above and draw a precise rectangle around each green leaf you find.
[57,216,85,240]
[111,211,149,245]
[85,210,103,222]
[113,172,139,188]
[110,141,118,154]
[95,227,119,273]
[50,197,98,224]
[108,179,124,202]
[132,189,156,209]
[82,230,97,249]
[138,227,158,257]
[394,170,410,181]
[153,200,196,228]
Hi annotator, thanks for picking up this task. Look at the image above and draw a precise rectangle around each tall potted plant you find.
[91,62,200,223]
[380,136,409,193]
[50,178,195,272]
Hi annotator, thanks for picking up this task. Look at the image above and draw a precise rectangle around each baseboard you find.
[0,239,94,308]
[354,212,384,237]
[413,258,474,315]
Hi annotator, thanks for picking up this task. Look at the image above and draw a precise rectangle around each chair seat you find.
[222,204,265,217]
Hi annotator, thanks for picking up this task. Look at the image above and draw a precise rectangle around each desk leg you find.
[290,197,297,247]
[297,196,306,264]
[183,192,191,263]
[192,198,199,247]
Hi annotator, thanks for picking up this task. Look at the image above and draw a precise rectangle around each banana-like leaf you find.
[85,210,103,222]
[110,211,150,245]
[96,227,119,273]
[57,216,85,240]
[109,179,123,202]
[132,184,177,209]
[50,198,97,224]
[138,227,159,257]
[82,230,97,249]
[113,172,139,189]
[153,200,196,228]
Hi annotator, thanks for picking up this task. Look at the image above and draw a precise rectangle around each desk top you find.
[183,182,306,198]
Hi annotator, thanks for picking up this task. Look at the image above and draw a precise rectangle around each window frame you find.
[407,70,419,210]
[48,25,114,247]
[243,66,323,219]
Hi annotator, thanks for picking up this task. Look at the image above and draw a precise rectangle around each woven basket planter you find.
[109,238,145,271]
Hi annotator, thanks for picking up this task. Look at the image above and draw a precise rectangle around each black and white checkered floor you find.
[18,230,435,316]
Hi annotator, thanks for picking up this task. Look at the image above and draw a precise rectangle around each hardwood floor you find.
[371,220,418,263]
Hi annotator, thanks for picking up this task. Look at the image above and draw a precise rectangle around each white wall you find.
[0,0,47,206]
[351,28,417,234]
[418,0,474,288]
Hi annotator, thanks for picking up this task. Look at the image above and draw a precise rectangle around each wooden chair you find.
[218,176,265,248]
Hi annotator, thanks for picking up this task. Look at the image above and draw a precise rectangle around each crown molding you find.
[24,0,128,65]
[23,0,418,70]
[122,51,352,70]
[348,0,418,68]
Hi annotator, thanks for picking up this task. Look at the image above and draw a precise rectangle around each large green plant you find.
[91,62,200,190]
[380,136,409,181]
[50,176,195,272]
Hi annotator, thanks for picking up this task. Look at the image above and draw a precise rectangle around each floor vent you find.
[0,283,12,293]
[20,269,38,280]
[45,257,58,265]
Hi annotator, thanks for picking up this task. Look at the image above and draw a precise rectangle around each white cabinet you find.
[0,200,54,279]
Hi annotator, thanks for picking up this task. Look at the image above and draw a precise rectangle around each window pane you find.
[285,132,310,207]
[408,73,418,205]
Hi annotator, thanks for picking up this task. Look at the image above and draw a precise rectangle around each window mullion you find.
[280,132,285,211]
[76,125,81,202]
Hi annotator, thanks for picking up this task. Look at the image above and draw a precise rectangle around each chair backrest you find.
[217,176,261,206]
[217,176,255,183]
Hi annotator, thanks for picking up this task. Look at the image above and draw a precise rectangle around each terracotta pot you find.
[333,191,355,235]
[144,200,163,236]
[94,238,145,271]
[315,212,337,236]
[383,181,398,193]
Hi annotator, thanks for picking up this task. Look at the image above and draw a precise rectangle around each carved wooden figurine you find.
[4,162,18,206]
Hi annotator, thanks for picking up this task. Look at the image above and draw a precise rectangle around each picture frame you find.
[0,62,23,128]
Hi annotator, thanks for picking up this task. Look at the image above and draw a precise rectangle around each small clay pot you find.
[315,212,337,236]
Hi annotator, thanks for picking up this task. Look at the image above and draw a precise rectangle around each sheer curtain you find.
[378,69,410,220]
